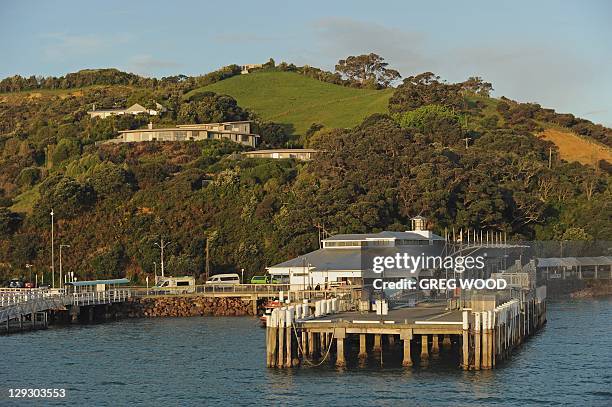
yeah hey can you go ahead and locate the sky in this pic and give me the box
[1,0,611,125]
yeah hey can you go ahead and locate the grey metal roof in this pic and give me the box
[323,230,445,241]
[269,245,446,273]
[66,278,130,287]
[537,256,612,267]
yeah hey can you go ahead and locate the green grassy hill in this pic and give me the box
[186,72,394,134]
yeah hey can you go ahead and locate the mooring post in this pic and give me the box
[277,308,286,368]
[266,308,277,367]
[401,329,413,367]
[358,333,367,360]
[462,310,469,370]
[474,312,481,370]
[482,311,489,369]
[420,335,429,360]
[285,307,293,368]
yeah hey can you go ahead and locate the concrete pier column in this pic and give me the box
[31,312,36,330]
[401,329,413,366]
[388,334,395,347]
[358,334,368,360]
[335,337,345,367]
[335,328,346,367]
[308,331,315,357]
[301,330,307,357]
[431,334,439,355]
[266,309,278,367]
[373,334,382,352]
[443,334,452,348]
[420,335,429,359]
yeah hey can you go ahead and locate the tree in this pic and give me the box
[389,72,465,113]
[0,208,22,236]
[335,53,401,88]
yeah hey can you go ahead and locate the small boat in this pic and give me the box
[259,300,282,327]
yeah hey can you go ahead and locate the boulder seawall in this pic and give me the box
[123,296,256,318]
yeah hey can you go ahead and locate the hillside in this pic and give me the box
[538,128,612,167]
[186,72,393,134]
[0,67,610,285]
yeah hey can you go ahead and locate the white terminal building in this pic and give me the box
[267,217,515,291]
[268,217,460,290]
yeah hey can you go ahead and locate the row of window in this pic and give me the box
[324,239,431,248]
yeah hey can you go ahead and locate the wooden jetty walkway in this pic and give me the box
[265,287,547,370]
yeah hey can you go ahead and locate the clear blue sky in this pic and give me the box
[2,0,611,125]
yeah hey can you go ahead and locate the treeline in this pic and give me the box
[0,65,243,94]
[390,72,611,147]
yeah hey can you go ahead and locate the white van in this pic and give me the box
[154,276,196,293]
[205,273,240,285]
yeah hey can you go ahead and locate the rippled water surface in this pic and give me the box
[2,299,611,406]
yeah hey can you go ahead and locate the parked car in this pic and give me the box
[205,273,240,285]
[24,282,35,289]
[250,275,280,284]
[8,279,24,288]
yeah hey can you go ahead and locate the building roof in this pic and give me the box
[118,127,259,137]
[87,108,125,113]
[537,256,612,268]
[268,244,448,278]
[323,230,445,242]
[270,248,363,271]
[176,121,253,128]
[66,278,130,287]
[124,103,147,112]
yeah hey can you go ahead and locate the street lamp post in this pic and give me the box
[50,209,55,288]
[25,264,33,286]
[241,268,244,284]
[59,244,70,289]
[154,238,171,278]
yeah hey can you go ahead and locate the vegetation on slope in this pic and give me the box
[0,63,610,285]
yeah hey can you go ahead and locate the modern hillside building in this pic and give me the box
[242,148,319,161]
[104,121,259,147]
[88,103,166,119]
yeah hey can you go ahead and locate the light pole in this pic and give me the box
[50,209,55,288]
[25,264,33,285]
[154,238,171,278]
[59,244,70,289]
[241,268,244,284]
[153,262,157,282]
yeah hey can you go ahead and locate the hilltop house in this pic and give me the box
[105,120,259,147]
[241,64,263,74]
[88,103,166,119]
